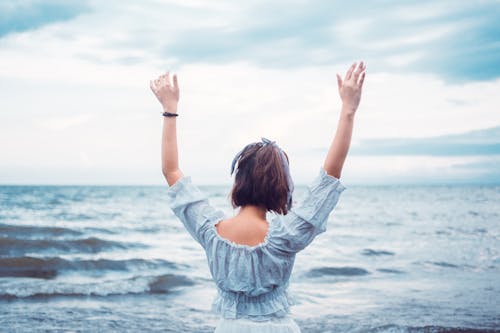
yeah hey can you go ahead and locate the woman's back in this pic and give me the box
[166,166,346,321]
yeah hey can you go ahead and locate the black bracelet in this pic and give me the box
[162,111,179,117]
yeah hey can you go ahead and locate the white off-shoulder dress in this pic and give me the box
[166,167,346,332]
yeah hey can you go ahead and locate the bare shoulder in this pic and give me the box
[215,217,269,246]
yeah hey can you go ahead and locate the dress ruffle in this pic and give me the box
[290,167,346,233]
[211,285,297,322]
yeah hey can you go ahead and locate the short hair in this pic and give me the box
[230,142,292,215]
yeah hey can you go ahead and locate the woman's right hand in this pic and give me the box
[150,71,180,113]
[336,61,366,116]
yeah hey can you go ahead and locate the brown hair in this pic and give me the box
[230,142,292,215]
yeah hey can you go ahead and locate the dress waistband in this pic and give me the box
[212,285,297,321]
[217,285,287,303]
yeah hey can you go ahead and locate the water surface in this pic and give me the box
[0,184,498,332]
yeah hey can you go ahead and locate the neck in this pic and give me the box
[237,205,267,220]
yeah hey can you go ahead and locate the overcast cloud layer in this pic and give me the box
[1,0,499,185]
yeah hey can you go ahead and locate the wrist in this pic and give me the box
[341,103,357,118]
[163,114,177,121]
[162,105,178,113]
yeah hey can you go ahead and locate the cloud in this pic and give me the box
[1,59,499,184]
[350,126,500,156]
[341,155,500,185]
[1,1,498,82]
[159,0,500,81]
[1,1,499,185]
[451,158,500,184]
[0,0,90,37]
[38,114,92,131]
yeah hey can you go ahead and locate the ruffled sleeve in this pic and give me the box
[268,166,346,254]
[166,176,224,248]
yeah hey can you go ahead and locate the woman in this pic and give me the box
[150,61,366,332]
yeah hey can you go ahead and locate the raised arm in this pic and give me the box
[150,71,184,186]
[323,61,366,179]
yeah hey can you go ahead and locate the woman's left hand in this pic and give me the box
[150,71,179,112]
[336,62,365,116]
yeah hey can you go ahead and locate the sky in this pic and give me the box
[0,0,499,185]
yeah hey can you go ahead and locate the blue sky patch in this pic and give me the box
[0,0,90,38]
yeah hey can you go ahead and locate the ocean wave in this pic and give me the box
[0,223,117,238]
[376,268,405,274]
[0,236,143,256]
[0,256,178,279]
[51,212,95,221]
[361,248,395,256]
[0,273,195,299]
[429,261,459,268]
[0,223,83,238]
[354,324,499,333]
[306,266,371,278]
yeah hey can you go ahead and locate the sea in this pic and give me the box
[0,183,499,332]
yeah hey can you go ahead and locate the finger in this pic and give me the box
[345,62,356,81]
[173,74,179,89]
[336,73,342,92]
[353,61,364,81]
[358,71,366,88]
[150,80,159,93]
[157,73,166,87]
[165,71,171,86]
